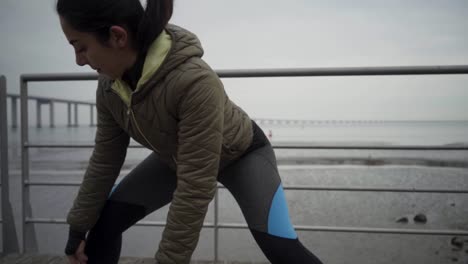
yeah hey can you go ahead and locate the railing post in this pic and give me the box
[20,76,30,253]
[11,96,18,129]
[1,76,14,254]
[90,105,94,127]
[214,187,219,263]
[67,102,72,127]
[74,103,78,127]
[49,101,55,128]
[36,101,41,128]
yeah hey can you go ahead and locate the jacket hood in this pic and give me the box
[160,24,205,76]
[109,24,205,105]
[133,24,205,103]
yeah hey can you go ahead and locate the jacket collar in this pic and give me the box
[109,30,172,107]
[104,25,204,106]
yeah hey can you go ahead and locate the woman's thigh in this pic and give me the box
[85,152,177,261]
[89,152,177,237]
[109,152,177,215]
[218,144,296,239]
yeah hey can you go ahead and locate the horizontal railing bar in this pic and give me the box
[24,181,468,193]
[216,223,468,236]
[7,94,94,106]
[25,218,176,228]
[26,218,67,224]
[21,73,98,82]
[24,143,468,150]
[273,146,468,150]
[217,65,468,78]
[25,144,142,148]
[262,186,468,193]
[25,218,468,236]
[20,65,468,82]
[25,181,82,186]
[25,218,210,227]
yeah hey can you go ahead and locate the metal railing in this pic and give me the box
[1,75,15,254]
[19,65,468,261]
[0,76,6,251]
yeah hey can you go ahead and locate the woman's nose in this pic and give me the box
[75,53,88,67]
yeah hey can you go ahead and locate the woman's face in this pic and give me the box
[59,16,134,79]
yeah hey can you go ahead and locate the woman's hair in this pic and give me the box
[57,0,173,52]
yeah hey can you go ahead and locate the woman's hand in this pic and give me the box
[66,240,88,264]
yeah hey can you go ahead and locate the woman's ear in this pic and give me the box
[108,25,129,48]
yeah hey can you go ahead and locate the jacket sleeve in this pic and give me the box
[66,78,130,233]
[156,77,224,264]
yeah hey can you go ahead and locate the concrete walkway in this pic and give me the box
[0,254,268,264]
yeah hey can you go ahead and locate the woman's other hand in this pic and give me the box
[66,240,88,264]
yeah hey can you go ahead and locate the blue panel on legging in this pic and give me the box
[109,183,119,198]
[267,185,297,239]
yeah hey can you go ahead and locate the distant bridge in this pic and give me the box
[253,119,388,126]
[7,94,95,128]
[5,94,455,128]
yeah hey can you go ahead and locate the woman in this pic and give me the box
[57,0,324,263]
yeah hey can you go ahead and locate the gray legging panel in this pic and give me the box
[88,143,323,263]
[109,143,283,235]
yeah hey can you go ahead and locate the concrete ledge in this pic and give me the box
[0,254,269,264]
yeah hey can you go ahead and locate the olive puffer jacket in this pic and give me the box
[66,24,253,263]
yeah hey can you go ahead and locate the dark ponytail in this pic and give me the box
[137,0,173,53]
[57,0,173,53]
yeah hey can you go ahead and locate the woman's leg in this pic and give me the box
[84,152,177,264]
[219,144,323,264]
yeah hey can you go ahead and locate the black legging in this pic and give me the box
[84,143,323,264]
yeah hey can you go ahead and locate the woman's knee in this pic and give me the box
[89,200,146,238]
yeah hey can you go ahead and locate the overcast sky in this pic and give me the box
[1,0,468,122]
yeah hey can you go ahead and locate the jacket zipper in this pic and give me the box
[130,108,178,165]
[110,88,177,164]
[128,107,161,154]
